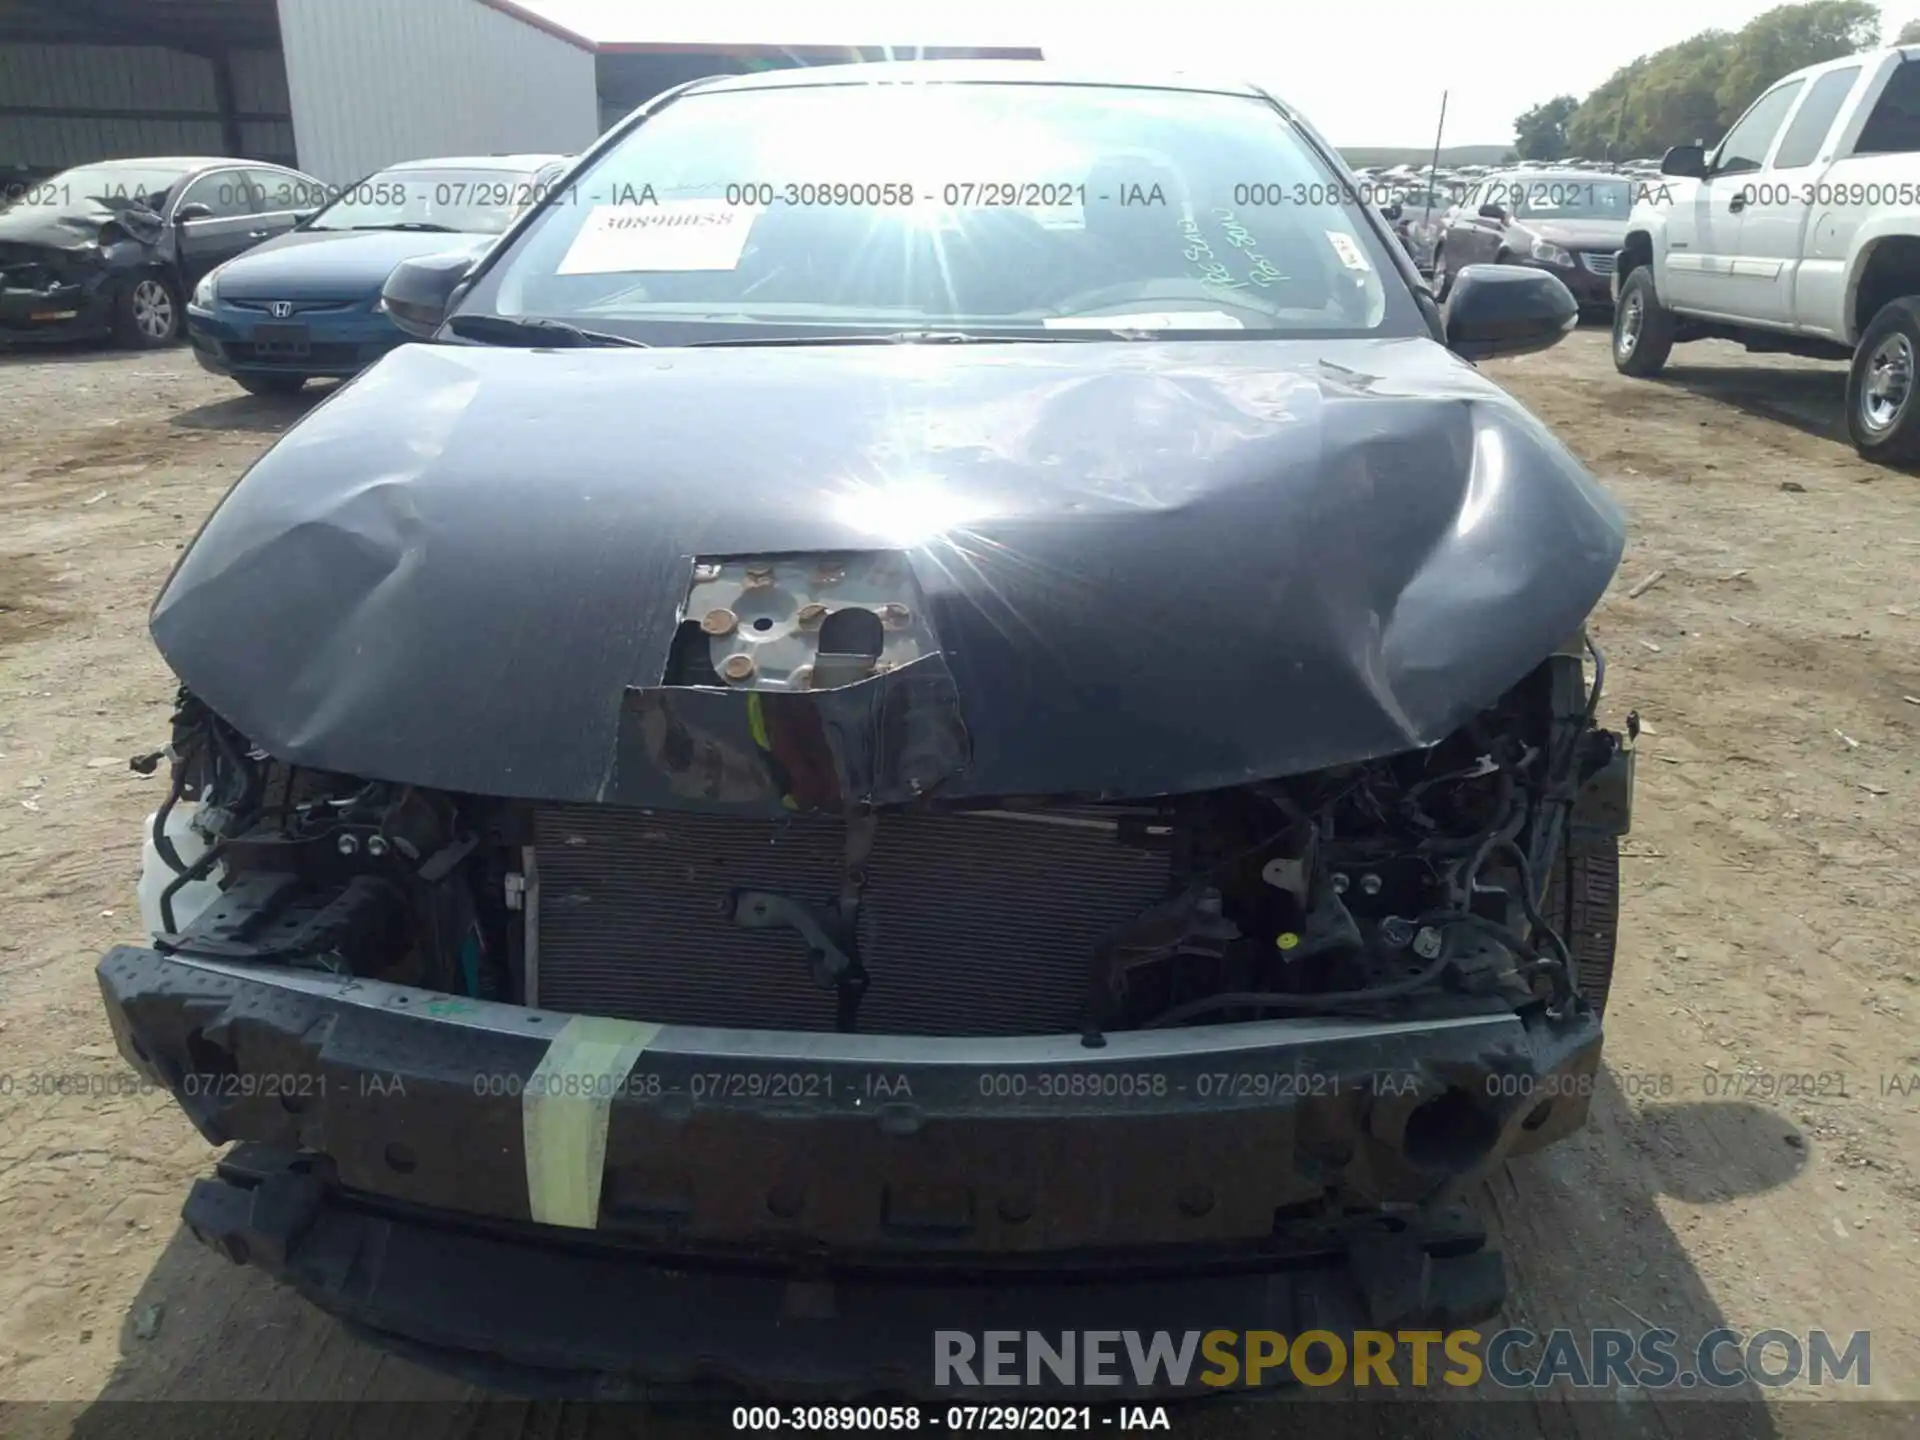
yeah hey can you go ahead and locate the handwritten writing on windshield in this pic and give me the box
[1184,208,1285,295]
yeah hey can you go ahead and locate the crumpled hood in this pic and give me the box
[0,194,164,252]
[151,336,1626,805]
[214,228,492,301]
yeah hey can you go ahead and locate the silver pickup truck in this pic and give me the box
[1613,44,1920,461]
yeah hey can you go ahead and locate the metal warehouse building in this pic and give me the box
[0,0,1041,186]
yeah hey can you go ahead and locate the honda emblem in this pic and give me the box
[270,301,293,319]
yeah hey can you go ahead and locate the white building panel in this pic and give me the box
[276,0,599,184]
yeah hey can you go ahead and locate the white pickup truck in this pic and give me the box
[1612,44,1920,460]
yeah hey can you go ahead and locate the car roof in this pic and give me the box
[679,59,1269,100]
[75,156,255,172]
[381,153,569,172]
[1779,43,1913,87]
[1489,168,1634,180]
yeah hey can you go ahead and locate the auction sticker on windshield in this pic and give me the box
[1325,230,1371,272]
[558,200,759,275]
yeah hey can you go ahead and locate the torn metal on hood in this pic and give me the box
[609,551,969,812]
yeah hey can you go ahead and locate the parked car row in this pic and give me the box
[0,149,569,395]
[1356,153,1665,220]
[186,153,569,394]
[0,156,318,349]
[1359,42,1920,452]
[1358,168,1637,314]
[9,132,1694,406]
[10,137,1642,406]
[1426,170,1637,314]
[1364,153,1664,314]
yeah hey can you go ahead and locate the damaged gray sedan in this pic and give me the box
[0,156,321,348]
[99,62,1634,1400]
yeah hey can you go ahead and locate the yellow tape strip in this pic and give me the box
[522,1014,660,1228]
[748,690,770,751]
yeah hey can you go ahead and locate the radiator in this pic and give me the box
[528,805,1173,1035]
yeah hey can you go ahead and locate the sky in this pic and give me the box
[521,0,1915,147]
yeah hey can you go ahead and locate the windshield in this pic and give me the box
[461,81,1418,342]
[1493,178,1635,221]
[306,167,552,234]
[28,164,191,212]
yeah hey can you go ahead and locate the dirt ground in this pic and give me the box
[0,328,1917,1438]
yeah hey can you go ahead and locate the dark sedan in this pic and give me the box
[186,153,570,395]
[0,156,322,348]
[1431,170,1638,313]
[102,62,1632,1402]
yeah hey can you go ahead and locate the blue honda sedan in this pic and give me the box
[186,153,569,395]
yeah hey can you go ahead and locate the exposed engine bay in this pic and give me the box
[137,647,1632,1041]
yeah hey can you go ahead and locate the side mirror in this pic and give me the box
[174,202,214,223]
[1380,201,1403,221]
[1444,264,1577,361]
[1659,144,1708,179]
[1477,202,1506,221]
[291,207,318,225]
[379,251,478,339]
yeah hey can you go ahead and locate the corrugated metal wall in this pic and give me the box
[277,0,599,184]
[0,44,294,171]
[233,50,297,160]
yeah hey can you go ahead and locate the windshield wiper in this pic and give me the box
[686,329,1113,348]
[444,314,651,349]
[352,221,460,233]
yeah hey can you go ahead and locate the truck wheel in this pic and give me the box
[1612,268,1673,377]
[1543,834,1620,1016]
[112,275,181,349]
[1847,297,1920,462]
[1431,247,1452,300]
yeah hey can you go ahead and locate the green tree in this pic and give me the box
[1632,32,1736,152]
[1715,1,1879,117]
[1553,0,1880,160]
[1895,17,1920,42]
[1514,95,1579,159]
